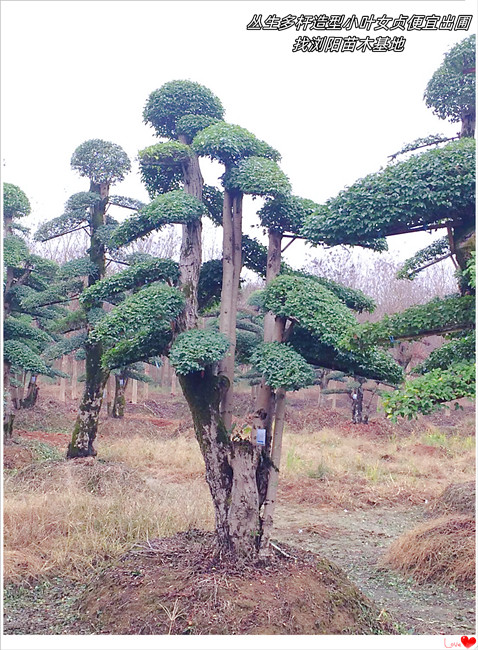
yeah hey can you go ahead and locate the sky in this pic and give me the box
[1,0,476,276]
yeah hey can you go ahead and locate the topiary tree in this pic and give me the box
[424,35,475,138]
[3,183,77,437]
[300,38,475,419]
[34,139,133,457]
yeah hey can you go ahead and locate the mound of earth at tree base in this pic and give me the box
[76,530,397,635]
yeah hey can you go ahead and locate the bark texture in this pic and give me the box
[67,181,110,458]
[111,374,128,418]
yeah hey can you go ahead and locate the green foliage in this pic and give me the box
[92,283,184,344]
[80,258,180,307]
[247,290,266,310]
[44,332,88,360]
[138,142,191,197]
[139,142,191,167]
[250,342,315,391]
[198,259,223,311]
[302,139,475,247]
[202,184,224,226]
[70,139,131,185]
[176,114,220,140]
[143,80,224,140]
[3,183,31,220]
[34,211,88,242]
[193,122,280,166]
[382,362,475,420]
[424,35,475,124]
[3,340,51,375]
[223,156,291,197]
[258,195,319,235]
[396,236,450,280]
[463,251,476,289]
[263,275,355,346]
[390,134,456,160]
[289,327,403,385]
[3,317,53,345]
[242,235,270,277]
[307,275,376,313]
[53,308,87,334]
[236,329,261,364]
[301,205,388,251]
[3,235,30,268]
[350,295,475,347]
[108,195,145,211]
[20,278,85,310]
[415,332,475,373]
[111,190,205,247]
[66,191,102,212]
[169,329,230,375]
[57,257,99,281]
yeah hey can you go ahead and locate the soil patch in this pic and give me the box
[274,504,476,635]
[73,530,396,635]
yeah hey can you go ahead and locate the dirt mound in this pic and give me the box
[381,514,475,587]
[76,530,397,635]
[428,481,476,516]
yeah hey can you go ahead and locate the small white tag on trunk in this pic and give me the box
[256,428,266,446]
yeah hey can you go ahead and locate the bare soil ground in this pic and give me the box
[3,386,476,636]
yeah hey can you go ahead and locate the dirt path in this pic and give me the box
[274,503,475,635]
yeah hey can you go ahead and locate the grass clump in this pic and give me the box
[381,515,475,588]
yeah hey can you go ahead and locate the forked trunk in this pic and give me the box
[179,369,264,558]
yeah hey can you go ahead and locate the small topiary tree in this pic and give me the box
[34,139,133,457]
[424,35,475,138]
[3,183,77,437]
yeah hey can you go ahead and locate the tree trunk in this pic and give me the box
[111,374,128,418]
[179,369,233,551]
[20,374,39,409]
[460,111,475,138]
[219,191,243,429]
[179,369,264,558]
[3,361,15,440]
[67,181,109,458]
[260,386,287,554]
[178,137,203,331]
[351,383,364,424]
[67,340,109,457]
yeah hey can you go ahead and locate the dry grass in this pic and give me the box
[4,393,475,585]
[278,424,475,509]
[3,451,213,584]
[381,515,476,587]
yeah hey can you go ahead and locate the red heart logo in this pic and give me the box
[461,637,477,649]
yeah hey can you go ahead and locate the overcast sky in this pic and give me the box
[1,0,476,274]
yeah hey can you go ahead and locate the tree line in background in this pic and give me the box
[3,35,475,559]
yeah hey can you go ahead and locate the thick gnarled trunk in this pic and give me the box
[179,369,264,557]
